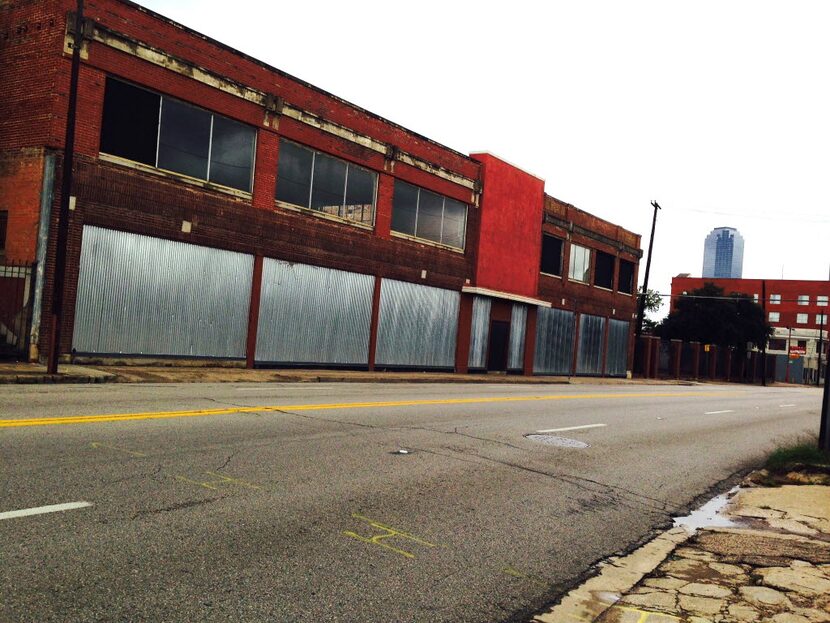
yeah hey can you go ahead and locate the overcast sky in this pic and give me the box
[139,0,830,317]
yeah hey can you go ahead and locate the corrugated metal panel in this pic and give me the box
[605,319,630,377]
[576,314,606,375]
[533,307,575,375]
[507,303,527,371]
[375,279,459,368]
[72,226,252,357]
[467,296,491,369]
[255,259,373,364]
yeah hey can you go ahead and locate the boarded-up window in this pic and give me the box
[276,139,376,226]
[594,251,614,289]
[99,77,256,192]
[540,235,563,276]
[391,180,467,250]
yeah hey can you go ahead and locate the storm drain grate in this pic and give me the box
[524,434,589,448]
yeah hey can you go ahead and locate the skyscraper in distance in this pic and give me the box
[702,227,744,278]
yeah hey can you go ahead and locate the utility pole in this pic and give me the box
[635,200,661,339]
[820,349,829,452]
[47,0,84,375]
[761,280,767,387]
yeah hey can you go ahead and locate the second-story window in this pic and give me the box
[568,244,591,283]
[540,235,563,276]
[594,251,614,289]
[618,259,635,294]
[391,180,467,250]
[100,78,256,193]
[769,294,781,305]
[275,139,376,226]
[797,295,810,306]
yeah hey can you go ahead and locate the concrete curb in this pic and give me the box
[0,374,116,384]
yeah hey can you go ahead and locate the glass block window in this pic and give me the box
[769,294,781,305]
[769,311,780,322]
[797,295,810,306]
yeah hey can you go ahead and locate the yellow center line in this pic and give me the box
[0,390,742,429]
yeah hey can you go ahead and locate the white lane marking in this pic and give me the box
[704,410,735,415]
[0,501,92,521]
[234,386,332,391]
[780,404,796,407]
[535,423,607,434]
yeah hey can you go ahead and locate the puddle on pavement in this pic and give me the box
[673,486,744,533]
[525,434,589,448]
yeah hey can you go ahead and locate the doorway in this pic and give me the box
[487,320,510,372]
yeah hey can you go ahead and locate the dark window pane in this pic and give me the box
[157,98,211,180]
[618,259,635,294]
[540,235,563,275]
[344,164,375,225]
[391,180,417,236]
[0,210,7,252]
[100,78,160,166]
[276,140,313,207]
[595,251,614,289]
[416,189,443,243]
[441,198,466,249]
[310,152,346,216]
[768,338,786,350]
[209,116,255,192]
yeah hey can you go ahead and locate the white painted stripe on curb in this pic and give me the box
[704,410,734,415]
[780,404,796,408]
[535,423,607,434]
[0,502,92,521]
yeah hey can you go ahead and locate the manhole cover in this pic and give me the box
[525,434,589,448]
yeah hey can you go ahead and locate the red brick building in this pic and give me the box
[0,0,642,375]
[671,276,830,377]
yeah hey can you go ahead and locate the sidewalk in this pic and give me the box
[0,361,704,385]
[0,362,116,384]
[536,473,830,623]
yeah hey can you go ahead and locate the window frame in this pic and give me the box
[540,234,564,277]
[389,179,468,252]
[568,243,591,284]
[593,250,615,290]
[796,313,808,324]
[768,311,780,322]
[817,295,828,307]
[275,139,378,229]
[818,313,828,325]
[617,259,635,295]
[769,294,781,305]
[99,77,257,195]
[797,295,810,306]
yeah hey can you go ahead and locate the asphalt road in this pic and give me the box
[0,381,822,622]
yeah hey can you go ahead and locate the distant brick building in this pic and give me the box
[1,0,642,375]
[671,276,829,379]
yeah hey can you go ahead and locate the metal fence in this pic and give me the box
[0,261,35,360]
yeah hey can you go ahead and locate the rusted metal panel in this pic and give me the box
[534,307,575,375]
[72,226,252,357]
[375,279,459,368]
[255,259,374,365]
[576,314,606,375]
[606,319,630,377]
[508,303,527,371]
[467,295,491,369]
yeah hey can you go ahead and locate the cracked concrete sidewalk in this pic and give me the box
[535,482,830,623]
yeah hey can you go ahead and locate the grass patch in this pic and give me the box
[766,440,830,472]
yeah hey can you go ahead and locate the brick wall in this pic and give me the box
[0,148,45,262]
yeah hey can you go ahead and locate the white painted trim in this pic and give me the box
[461,286,552,308]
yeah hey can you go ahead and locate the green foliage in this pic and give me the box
[655,283,772,349]
[642,288,663,314]
[766,440,830,471]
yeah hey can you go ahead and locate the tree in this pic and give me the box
[655,283,772,350]
[641,288,663,332]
